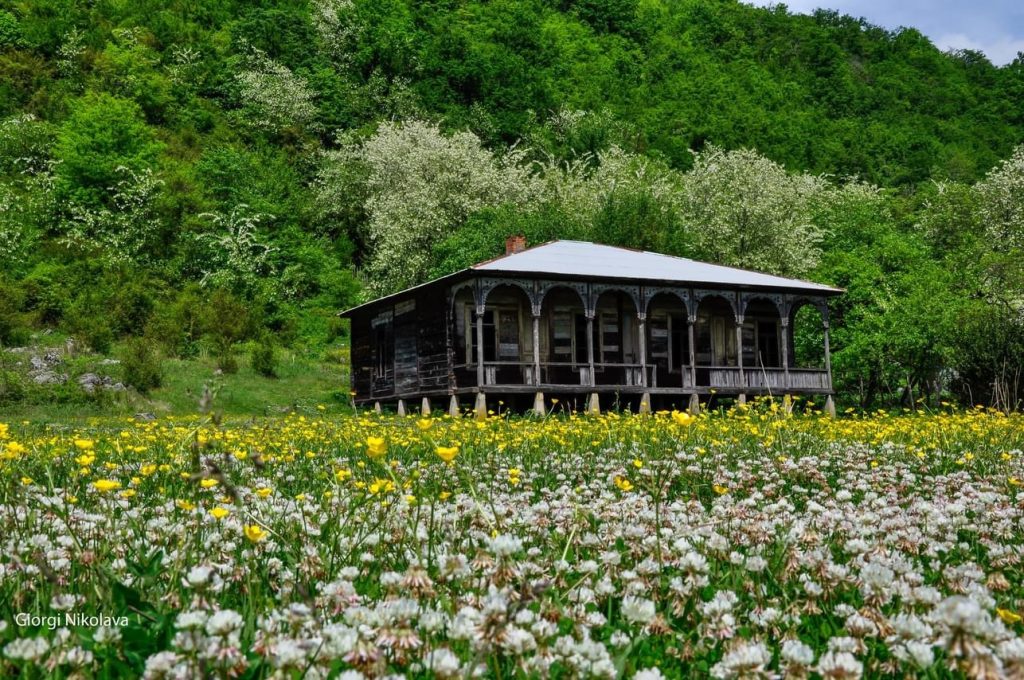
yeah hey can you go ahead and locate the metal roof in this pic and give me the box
[340,240,841,316]
[475,241,842,293]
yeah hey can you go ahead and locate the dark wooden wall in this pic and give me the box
[416,291,450,393]
[349,282,454,402]
[350,310,372,400]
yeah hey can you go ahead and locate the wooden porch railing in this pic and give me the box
[460,362,830,391]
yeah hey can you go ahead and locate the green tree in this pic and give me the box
[54,93,163,207]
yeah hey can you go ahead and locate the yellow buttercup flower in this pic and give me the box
[366,436,387,459]
[3,441,27,457]
[435,445,459,463]
[210,506,230,520]
[176,499,196,511]
[997,608,1022,624]
[671,411,694,426]
[256,487,273,498]
[244,524,267,542]
[93,479,121,492]
[200,478,219,489]
[614,475,633,492]
[74,439,95,451]
[713,484,729,495]
[416,418,433,431]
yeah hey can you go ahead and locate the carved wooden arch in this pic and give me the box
[536,279,589,316]
[590,283,641,318]
[642,286,692,319]
[740,292,786,320]
[449,280,478,314]
[786,295,830,328]
[692,288,738,322]
[478,277,537,312]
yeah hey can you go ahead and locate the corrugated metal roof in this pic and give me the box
[475,241,841,293]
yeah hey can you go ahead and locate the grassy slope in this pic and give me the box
[1,348,351,422]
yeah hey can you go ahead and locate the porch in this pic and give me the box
[449,277,834,397]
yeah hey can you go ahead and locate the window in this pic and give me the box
[670,315,689,371]
[497,309,520,359]
[466,305,521,364]
[599,312,621,363]
[550,309,573,361]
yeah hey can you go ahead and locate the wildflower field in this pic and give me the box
[1,404,1023,679]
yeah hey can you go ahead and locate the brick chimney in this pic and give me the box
[505,234,527,255]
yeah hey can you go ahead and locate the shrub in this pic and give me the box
[250,335,277,378]
[0,279,30,346]
[121,337,163,393]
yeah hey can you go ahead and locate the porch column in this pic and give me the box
[688,315,697,388]
[823,318,833,389]
[638,312,647,388]
[735,314,745,389]
[475,304,485,388]
[780,318,790,390]
[532,308,541,386]
[586,312,596,387]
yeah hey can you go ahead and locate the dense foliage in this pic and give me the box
[2,406,1024,676]
[0,0,1022,406]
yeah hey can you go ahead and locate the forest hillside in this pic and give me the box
[1,0,1023,409]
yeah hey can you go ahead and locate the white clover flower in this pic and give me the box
[422,647,461,677]
[93,625,122,645]
[781,638,815,666]
[711,640,771,679]
[488,534,523,557]
[4,636,49,661]
[174,611,208,630]
[205,609,243,636]
[633,668,666,680]
[185,565,214,587]
[621,595,656,625]
[50,593,80,611]
[142,650,181,679]
[816,650,863,679]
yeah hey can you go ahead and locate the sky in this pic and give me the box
[745,1,1024,66]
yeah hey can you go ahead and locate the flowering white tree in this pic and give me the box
[975,144,1024,251]
[679,145,827,277]
[319,120,540,293]
[311,0,360,65]
[197,205,277,293]
[235,51,318,134]
[61,167,164,265]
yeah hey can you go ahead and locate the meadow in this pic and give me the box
[1,402,1023,678]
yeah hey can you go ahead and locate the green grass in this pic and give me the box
[0,347,352,421]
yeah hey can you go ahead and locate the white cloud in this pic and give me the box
[743,1,1024,66]
[934,33,1024,65]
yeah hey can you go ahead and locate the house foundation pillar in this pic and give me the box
[639,392,651,414]
[397,399,406,417]
[738,393,746,406]
[474,392,487,420]
[688,393,700,415]
[825,394,836,417]
[532,391,545,416]
[421,397,431,415]
[587,393,600,415]
[448,395,460,418]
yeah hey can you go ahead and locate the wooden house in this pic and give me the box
[340,239,842,415]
